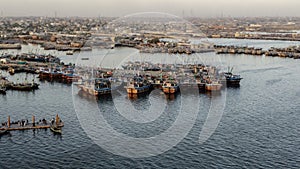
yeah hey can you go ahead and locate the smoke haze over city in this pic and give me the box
[1,0,300,17]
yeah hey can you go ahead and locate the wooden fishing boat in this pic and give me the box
[125,77,151,94]
[66,51,74,55]
[162,80,179,94]
[38,68,51,78]
[79,78,113,96]
[95,78,112,95]
[11,82,39,91]
[62,68,81,82]
[205,81,222,91]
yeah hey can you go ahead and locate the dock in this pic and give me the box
[0,115,64,131]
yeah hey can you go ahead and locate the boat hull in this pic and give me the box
[205,84,222,91]
[162,86,179,94]
[126,86,150,94]
[11,83,39,91]
[226,79,242,86]
[50,126,62,134]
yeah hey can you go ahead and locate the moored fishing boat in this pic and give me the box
[205,81,222,91]
[66,51,74,55]
[11,82,39,91]
[62,68,81,82]
[153,77,164,89]
[38,68,51,78]
[77,78,112,96]
[49,68,63,79]
[125,76,151,94]
[162,79,179,94]
[95,78,112,95]
[77,79,99,96]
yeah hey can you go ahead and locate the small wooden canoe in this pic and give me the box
[50,125,62,134]
[0,130,10,136]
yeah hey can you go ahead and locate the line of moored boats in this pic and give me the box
[215,45,300,59]
[1,59,243,97]
[74,62,243,97]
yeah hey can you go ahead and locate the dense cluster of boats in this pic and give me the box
[215,45,300,59]
[75,62,243,97]
[1,59,243,97]
[38,67,81,83]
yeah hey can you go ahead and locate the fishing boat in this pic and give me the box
[38,68,51,78]
[66,51,74,55]
[62,68,81,82]
[11,82,39,91]
[153,77,164,89]
[224,73,243,86]
[223,67,243,86]
[0,43,21,50]
[95,78,111,95]
[125,76,151,94]
[49,68,63,79]
[205,81,222,91]
[77,79,99,96]
[162,80,179,94]
[77,78,112,96]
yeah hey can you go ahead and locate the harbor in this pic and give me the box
[73,61,242,97]
[0,13,299,168]
[1,47,243,96]
[1,39,299,168]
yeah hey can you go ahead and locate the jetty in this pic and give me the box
[0,115,64,131]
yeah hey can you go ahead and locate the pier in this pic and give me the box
[0,115,64,131]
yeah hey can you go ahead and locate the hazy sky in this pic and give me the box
[1,0,300,17]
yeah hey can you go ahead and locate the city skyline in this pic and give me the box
[1,0,300,18]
